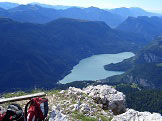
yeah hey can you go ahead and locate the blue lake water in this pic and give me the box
[60,52,134,84]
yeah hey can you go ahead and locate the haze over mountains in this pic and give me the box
[0,2,19,9]
[0,2,72,10]
[117,16,162,40]
[29,2,74,10]
[108,7,161,19]
[0,4,124,27]
[0,2,161,28]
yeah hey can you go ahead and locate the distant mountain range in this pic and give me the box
[0,2,19,9]
[0,4,124,27]
[108,7,161,19]
[29,2,74,10]
[0,2,161,27]
[104,36,162,89]
[117,16,162,41]
[0,2,73,10]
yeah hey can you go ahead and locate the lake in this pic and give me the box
[60,52,134,84]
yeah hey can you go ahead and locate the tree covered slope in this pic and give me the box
[0,18,146,92]
[104,36,162,89]
[117,16,162,41]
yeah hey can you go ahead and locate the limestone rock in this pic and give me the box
[59,90,65,94]
[80,103,90,114]
[48,85,162,121]
[49,106,69,121]
[83,85,126,115]
[68,87,83,95]
[112,109,162,121]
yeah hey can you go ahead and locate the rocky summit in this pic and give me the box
[0,85,162,121]
[47,85,162,121]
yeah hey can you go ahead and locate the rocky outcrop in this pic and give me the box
[143,53,162,63]
[48,85,162,121]
[66,85,126,115]
[83,85,126,115]
[49,106,69,121]
[2,85,161,121]
[112,109,162,121]
[49,85,126,121]
[126,75,151,87]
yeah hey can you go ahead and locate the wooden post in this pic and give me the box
[0,92,46,104]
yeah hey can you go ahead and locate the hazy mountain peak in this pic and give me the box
[0,7,6,11]
[9,4,42,11]
[109,7,160,18]
[66,7,82,10]
[29,2,72,10]
[117,15,162,41]
[130,7,145,10]
[0,2,19,9]
[87,6,100,10]
[85,6,105,12]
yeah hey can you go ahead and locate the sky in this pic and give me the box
[1,0,162,13]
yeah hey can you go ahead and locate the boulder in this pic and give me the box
[83,85,126,115]
[67,87,83,96]
[112,109,162,121]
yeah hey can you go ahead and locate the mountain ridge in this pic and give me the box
[104,36,162,89]
[0,4,124,27]
[109,7,161,19]
[0,2,19,9]
[117,16,162,41]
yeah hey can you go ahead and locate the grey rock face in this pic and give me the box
[66,85,126,115]
[143,53,162,63]
[83,85,126,115]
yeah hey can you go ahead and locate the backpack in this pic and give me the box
[25,97,48,121]
[1,104,24,121]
